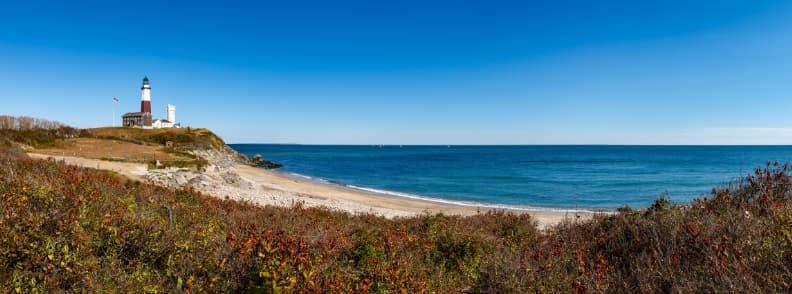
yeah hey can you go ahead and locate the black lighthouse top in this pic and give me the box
[142,76,150,89]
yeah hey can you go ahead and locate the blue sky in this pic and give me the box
[1,0,792,144]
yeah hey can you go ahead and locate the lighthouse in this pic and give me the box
[140,76,152,113]
[122,76,154,127]
[122,77,179,128]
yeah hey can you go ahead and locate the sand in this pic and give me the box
[27,152,593,228]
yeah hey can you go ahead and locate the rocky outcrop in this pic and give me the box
[144,144,257,201]
[190,146,247,168]
[250,154,283,169]
[146,164,254,194]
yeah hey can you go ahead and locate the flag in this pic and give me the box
[113,97,119,103]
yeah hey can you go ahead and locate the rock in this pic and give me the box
[189,175,209,186]
[249,154,283,169]
[221,171,242,185]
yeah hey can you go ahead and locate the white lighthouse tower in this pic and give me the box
[123,76,153,127]
[166,104,175,123]
[140,76,152,113]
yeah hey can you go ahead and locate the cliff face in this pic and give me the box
[187,137,281,170]
[190,144,249,168]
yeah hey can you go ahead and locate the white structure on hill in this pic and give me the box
[153,104,179,128]
[167,104,175,123]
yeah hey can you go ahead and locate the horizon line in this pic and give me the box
[227,143,792,147]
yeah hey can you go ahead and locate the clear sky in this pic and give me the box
[1,0,792,144]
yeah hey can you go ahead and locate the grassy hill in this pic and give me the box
[1,125,236,170]
[0,120,227,153]
[0,116,257,170]
[86,127,227,150]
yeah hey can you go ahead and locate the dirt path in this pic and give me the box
[27,153,149,181]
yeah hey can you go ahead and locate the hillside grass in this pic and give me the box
[1,148,791,292]
[0,127,85,149]
[32,138,191,163]
[0,124,226,170]
[86,127,227,150]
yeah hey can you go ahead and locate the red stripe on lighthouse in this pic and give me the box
[141,101,151,113]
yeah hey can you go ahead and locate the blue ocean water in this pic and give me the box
[229,145,792,210]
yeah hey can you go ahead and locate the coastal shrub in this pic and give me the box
[1,149,791,292]
[555,162,792,293]
[0,127,83,149]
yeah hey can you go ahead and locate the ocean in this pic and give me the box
[229,145,792,210]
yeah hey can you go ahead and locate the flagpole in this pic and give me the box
[112,97,118,127]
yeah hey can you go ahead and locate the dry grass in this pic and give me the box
[87,127,226,149]
[12,124,224,169]
[34,138,188,163]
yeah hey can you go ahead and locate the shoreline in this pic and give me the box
[233,165,596,227]
[27,152,596,228]
[275,169,603,214]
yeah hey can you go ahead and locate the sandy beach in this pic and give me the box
[27,152,592,227]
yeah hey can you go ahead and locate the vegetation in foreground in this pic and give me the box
[0,117,790,292]
[1,149,791,292]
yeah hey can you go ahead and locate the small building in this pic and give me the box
[152,119,175,128]
[122,112,153,127]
